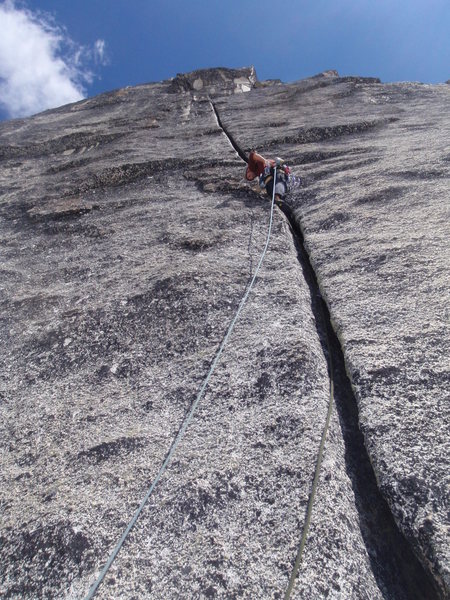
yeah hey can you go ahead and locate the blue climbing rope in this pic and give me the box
[85,169,278,599]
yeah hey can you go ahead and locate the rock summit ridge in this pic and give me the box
[168,65,258,96]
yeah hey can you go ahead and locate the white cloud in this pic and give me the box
[0,1,102,118]
[94,39,108,66]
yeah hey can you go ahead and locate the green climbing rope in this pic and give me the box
[284,299,335,599]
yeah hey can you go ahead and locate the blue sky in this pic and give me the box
[0,0,449,120]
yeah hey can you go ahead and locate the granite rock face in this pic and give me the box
[0,67,448,599]
[168,66,257,96]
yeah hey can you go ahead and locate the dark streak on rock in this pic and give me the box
[0,523,93,599]
[355,185,408,205]
[264,118,399,148]
[77,437,146,464]
[0,132,125,160]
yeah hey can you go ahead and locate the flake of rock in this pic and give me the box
[218,72,450,597]
[27,197,97,219]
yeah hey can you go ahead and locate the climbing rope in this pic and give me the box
[284,298,335,599]
[84,169,278,599]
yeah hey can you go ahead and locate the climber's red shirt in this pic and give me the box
[246,151,269,180]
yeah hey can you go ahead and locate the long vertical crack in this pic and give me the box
[210,99,441,599]
[209,98,249,163]
[280,204,440,599]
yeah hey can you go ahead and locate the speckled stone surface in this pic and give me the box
[0,67,448,599]
[218,72,450,596]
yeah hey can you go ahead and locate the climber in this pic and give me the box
[245,149,291,206]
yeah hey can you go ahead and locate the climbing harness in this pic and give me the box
[84,169,279,599]
[284,298,335,599]
[259,160,291,201]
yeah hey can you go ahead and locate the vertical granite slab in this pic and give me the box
[218,74,450,595]
[0,68,448,598]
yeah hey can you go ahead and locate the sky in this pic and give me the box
[0,0,449,120]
